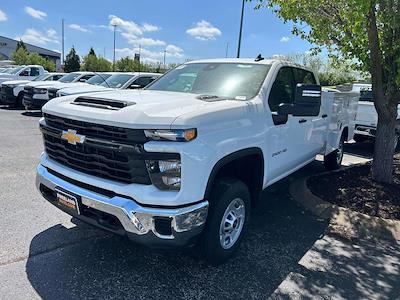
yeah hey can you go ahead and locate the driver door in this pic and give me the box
[267,67,311,181]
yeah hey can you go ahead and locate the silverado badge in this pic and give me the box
[61,129,85,145]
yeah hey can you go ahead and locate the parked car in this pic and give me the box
[36,58,358,265]
[0,65,47,84]
[23,72,95,110]
[354,85,400,147]
[0,73,64,107]
[57,72,161,97]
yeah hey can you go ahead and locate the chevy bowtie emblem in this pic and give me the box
[61,129,85,145]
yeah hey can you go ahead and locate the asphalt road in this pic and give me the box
[0,106,380,299]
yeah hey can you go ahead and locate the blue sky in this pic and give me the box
[0,0,313,64]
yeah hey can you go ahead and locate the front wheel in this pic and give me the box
[199,178,251,266]
[324,135,345,170]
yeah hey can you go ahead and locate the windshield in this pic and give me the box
[9,66,25,74]
[100,74,134,88]
[33,74,49,81]
[58,73,80,83]
[87,74,112,85]
[360,90,373,102]
[146,63,271,100]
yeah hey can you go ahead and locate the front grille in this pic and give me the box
[23,86,34,101]
[2,86,14,98]
[48,88,58,100]
[41,114,152,184]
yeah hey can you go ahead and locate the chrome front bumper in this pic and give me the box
[36,164,209,247]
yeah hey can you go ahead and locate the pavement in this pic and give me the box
[0,106,398,300]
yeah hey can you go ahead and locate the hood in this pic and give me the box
[42,89,238,129]
[1,80,30,86]
[49,82,88,90]
[58,84,110,96]
[25,81,60,88]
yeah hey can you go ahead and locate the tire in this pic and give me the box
[354,135,368,143]
[199,178,251,266]
[15,93,23,108]
[324,134,345,170]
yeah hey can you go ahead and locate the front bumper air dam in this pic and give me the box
[36,164,209,248]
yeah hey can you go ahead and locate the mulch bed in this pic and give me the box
[308,154,400,221]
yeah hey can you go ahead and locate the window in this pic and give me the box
[30,68,40,77]
[132,76,154,88]
[268,67,296,112]
[79,74,94,82]
[293,68,316,85]
[53,75,63,81]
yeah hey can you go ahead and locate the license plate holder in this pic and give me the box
[55,188,81,214]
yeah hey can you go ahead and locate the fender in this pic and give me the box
[204,147,264,200]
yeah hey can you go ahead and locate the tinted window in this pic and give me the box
[30,68,40,77]
[147,63,271,100]
[268,67,295,112]
[86,74,111,85]
[132,76,154,88]
[33,74,48,81]
[293,68,316,85]
[79,74,94,82]
[100,74,134,88]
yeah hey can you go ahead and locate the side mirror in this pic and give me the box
[129,84,142,89]
[278,84,321,116]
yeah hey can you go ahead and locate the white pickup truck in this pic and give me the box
[36,58,357,264]
[0,65,46,84]
[0,73,64,107]
[354,86,400,147]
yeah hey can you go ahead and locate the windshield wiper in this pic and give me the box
[196,94,234,101]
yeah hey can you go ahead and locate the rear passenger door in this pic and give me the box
[293,68,325,156]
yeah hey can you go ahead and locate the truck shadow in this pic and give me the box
[25,163,328,299]
[344,140,400,158]
[21,111,42,118]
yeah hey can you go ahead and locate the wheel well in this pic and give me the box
[205,148,264,205]
[342,126,349,141]
[17,91,24,98]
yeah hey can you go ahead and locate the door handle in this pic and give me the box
[299,119,307,123]
[322,114,328,118]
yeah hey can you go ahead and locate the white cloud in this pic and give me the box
[186,20,221,41]
[124,35,166,47]
[24,6,47,20]
[280,36,290,43]
[15,28,59,46]
[116,44,184,62]
[166,44,183,57]
[0,9,7,22]
[142,23,160,32]
[108,15,143,35]
[69,24,89,33]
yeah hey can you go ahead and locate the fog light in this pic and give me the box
[146,159,181,190]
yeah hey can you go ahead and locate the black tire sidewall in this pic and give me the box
[200,178,251,265]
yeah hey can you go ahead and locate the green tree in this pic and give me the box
[27,53,56,72]
[64,47,81,72]
[115,56,140,72]
[81,48,112,72]
[88,47,96,56]
[16,40,27,52]
[255,0,400,183]
[11,47,29,65]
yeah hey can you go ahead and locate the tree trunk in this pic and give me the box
[367,4,397,183]
[371,116,396,183]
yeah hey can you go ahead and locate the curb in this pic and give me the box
[290,175,400,242]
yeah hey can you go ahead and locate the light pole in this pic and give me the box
[225,42,229,58]
[61,19,65,66]
[237,0,245,58]
[163,49,166,70]
[112,24,117,71]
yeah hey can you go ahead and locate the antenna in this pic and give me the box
[255,54,264,62]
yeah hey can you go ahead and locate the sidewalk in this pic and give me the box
[270,230,400,299]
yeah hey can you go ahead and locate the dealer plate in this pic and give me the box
[55,188,80,214]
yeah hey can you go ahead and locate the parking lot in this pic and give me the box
[0,106,391,299]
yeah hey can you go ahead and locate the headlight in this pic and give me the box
[144,129,197,142]
[146,159,181,190]
[33,88,47,94]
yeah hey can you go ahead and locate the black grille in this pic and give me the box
[48,88,58,100]
[23,86,34,101]
[42,114,152,184]
[2,86,14,98]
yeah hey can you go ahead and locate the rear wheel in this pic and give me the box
[199,178,250,266]
[324,134,345,170]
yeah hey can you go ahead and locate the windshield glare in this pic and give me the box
[10,66,25,74]
[101,74,134,88]
[33,74,49,81]
[58,73,80,83]
[87,74,112,85]
[146,63,271,100]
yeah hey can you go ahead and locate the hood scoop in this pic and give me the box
[72,96,135,110]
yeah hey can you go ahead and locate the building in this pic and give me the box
[0,35,61,70]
